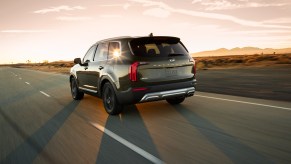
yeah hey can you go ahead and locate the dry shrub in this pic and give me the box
[254,55,278,62]
[58,63,65,67]
[196,61,206,69]
[229,59,243,63]
[215,59,225,64]
[246,58,256,64]
[276,57,291,64]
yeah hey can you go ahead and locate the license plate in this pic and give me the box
[165,68,178,76]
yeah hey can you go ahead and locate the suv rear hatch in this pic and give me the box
[129,36,195,86]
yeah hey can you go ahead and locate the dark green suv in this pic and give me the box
[70,35,196,115]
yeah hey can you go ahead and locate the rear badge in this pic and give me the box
[169,58,175,62]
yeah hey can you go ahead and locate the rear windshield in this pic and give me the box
[130,37,188,57]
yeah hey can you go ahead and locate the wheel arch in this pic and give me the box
[99,76,118,97]
[70,74,82,90]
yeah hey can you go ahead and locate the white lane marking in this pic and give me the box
[91,122,164,164]
[25,82,30,85]
[195,95,291,111]
[40,91,51,97]
[19,77,22,80]
[15,75,18,77]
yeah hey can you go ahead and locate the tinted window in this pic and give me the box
[94,43,108,61]
[130,37,188,57]
[108,42,121,59]
[83,45,96,63]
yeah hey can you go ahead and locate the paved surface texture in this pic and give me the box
[197,66,291,101]
[1,67,291,164]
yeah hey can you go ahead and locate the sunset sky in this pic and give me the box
[1,0,291,64]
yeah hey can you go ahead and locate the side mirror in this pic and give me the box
[74,58,88,66]
[74,58,81,64]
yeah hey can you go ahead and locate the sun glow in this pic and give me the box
[113,49,121,57]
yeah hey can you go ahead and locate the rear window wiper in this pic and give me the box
[168,53,184,56]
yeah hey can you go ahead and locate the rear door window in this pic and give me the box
[130,37,188,57]
[108,42,121,59]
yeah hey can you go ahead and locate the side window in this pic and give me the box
[83,45,96,63]
[94,43,108,61]
[108,42,121,58]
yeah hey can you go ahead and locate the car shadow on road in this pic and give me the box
[173,104,273,164]
[0,101,80,164]
[95,105,161,164]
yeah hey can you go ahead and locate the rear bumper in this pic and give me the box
[139,87,195,103]
[116,79,196,104]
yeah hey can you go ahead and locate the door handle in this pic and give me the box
[99,66,104,70]
[84,67,88,70]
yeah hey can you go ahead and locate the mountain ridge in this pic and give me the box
[191,47,291,57]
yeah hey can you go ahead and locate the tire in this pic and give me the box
[166,97,185,105]
[70,77,84,100]
[102,82,123,115]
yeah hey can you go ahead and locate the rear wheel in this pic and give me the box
[166,97,185,105]
[70,77,84,100]
[102,82,123,115]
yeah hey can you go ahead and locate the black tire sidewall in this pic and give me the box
[102,83,122,115]
[70,77,84,100]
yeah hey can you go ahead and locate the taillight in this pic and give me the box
[129,62,139,82]
[193,60,196,76]
[189,58,196,76]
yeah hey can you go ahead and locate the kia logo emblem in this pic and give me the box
[169,58,175,62]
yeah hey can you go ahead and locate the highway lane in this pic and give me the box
[197,66,291,102]
[1,67,291,164]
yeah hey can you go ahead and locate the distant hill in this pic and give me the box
[192,47,291,57]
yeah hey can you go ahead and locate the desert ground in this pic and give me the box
[195,53,291,70]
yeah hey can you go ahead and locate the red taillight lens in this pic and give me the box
[193,61,196,76]
[189,58,196,76]
[129,62,139,82]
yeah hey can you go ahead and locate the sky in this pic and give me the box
[1,0,291,64]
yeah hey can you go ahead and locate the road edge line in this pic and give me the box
[195,95,291,111]
[40,91,51,97]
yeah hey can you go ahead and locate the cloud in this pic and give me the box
[99,15,122,18]
[263,18,291,24]
[224,29,291,36]
[191,0,289,11]
[99,3,131,10]
[129,0,291,29]
[192,0,202,4]
[1,30,50,33]
[56,16,92,21]
[34,5,86,14]
[143,8,170,18]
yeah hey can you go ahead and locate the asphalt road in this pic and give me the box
[1,67,291,164]
[197,66,291,102]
